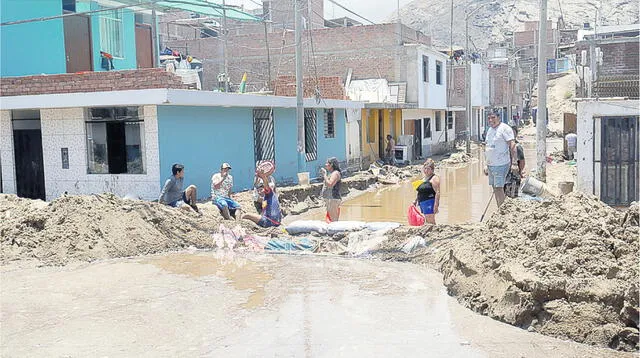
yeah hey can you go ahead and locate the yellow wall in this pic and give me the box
[360,109,403,163]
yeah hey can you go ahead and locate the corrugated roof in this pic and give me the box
[115,0,261,21]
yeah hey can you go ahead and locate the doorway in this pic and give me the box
[600,116,639,206]
[414,119,422,159]
[12,110,45,200]
[135,23,153,68]
[64,13,92,73]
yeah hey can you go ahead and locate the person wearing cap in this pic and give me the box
[243,171,282,228]
[211,163,241,220]
[158,163,200,214]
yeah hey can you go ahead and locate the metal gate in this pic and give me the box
[253,108,275,162]
[304,109,317,161]
[599,116,639,206]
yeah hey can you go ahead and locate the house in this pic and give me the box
[575,99,639,206]
[0,74,361,201]
[450,62,490,141]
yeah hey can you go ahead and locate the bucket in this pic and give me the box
[558,181,574,195]
[521,176,555,198]
[297,172,310,186]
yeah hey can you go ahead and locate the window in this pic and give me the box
[304,109,317,161]
[447,111,454,129]
[253,108,275,162]
[324,109,335,138]
[100,9,124,57]
[200,28,218,38]
[422,55,429,82]
[436,60,443,85]
[62,0,76,12]
[424,118,432,138]
[86,107,145,174]
[435,111,442,131]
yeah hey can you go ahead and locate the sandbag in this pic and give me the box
[346,230,388,256]
[327,221,366,234]
[407,205,425,226]
[401,236,426,254]
[285,220,328,235]
[365,222,401,232]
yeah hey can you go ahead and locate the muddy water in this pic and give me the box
[1,252,629,357]
[302,139,564,224]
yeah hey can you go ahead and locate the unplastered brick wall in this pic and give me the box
[0,69,188,97]
[273,76,345,99]
[165,23,428,92]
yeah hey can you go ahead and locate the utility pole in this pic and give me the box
[222,0,229,92]
[536,0,548,181]
[465,9,472,154]
[295,0,306,173]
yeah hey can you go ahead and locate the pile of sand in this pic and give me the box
[0,194,226,266]
[436,193,639,351]
[439,151,477,167]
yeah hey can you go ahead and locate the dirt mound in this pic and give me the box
[438,193,639,351]
[439,151,477,168]
[0,194,226,266]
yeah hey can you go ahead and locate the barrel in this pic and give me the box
[521,176,555,198]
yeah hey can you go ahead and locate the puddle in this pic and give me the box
[144,252,273,309]
[302,139,563,224]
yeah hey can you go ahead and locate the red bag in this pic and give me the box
[407,205,425,226]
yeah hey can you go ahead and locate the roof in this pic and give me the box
[0,89,364,110]
[109,0,261,21]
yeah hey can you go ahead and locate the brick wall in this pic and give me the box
[450,66,466,106]
[0,68,188,97]
[272,75,345,99]
[489,64,509,106]
[165,23,429,92]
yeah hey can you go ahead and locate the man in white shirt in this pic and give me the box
[565,132,578,160]
[211,162,241,220]
[484,111,518,207]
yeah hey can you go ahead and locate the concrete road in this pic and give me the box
[1,251,631,357]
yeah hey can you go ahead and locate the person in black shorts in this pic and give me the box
[414,158,440,225]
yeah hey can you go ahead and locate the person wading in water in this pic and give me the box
[414,159,440,225]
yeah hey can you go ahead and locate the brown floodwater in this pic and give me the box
[301,139,563,225]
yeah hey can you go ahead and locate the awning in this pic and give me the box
[114,0,262,22]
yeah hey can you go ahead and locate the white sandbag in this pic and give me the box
[365,222,401,232]
[401,236,426,254]
[346,230,388,256]
[285,220,328,235]
[327,221,366,234]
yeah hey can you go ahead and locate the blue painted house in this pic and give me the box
[1,0,153,77]
[1,89,362,201]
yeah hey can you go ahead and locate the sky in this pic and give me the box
[223,0,414,24]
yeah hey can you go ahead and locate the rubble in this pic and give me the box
[438,151,477,167]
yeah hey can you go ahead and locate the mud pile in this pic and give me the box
[0,194,227,266]
[437,193,639,351]
[439,151,477,167]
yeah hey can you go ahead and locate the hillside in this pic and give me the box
[391,0,640,48]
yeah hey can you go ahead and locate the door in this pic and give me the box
[378,110,384,159]
[600,116,639,206]
[135,23,154,68]
[13,128,45,200]
[414,119,422,159]
[64,14,92,73]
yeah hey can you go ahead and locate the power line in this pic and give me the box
[326,0,376,25]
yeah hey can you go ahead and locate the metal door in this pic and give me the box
[14,129,45,200]
[253,108,275,162]
[600,116,639,206]
[64,14,92,73]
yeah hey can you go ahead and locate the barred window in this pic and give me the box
[424,118,432,139]
[304,109,318,161]
[324,109,335,138]
[100,9,124,57]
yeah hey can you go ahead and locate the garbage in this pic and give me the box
[264,238,317,252]
[407,205,425,226]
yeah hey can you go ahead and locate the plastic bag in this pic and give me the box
[407,205,425,226]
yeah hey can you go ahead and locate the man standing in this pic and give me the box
[158,163,200,213]
[565,132,578,160]
[211,162,241,220]
[385,134,396,165]
[484,112,518,207]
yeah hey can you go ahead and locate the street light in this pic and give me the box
[506,47,527,126]
[465,1,496,154]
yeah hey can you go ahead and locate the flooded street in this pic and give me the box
[1,252,628,357]
[301,138,564,224]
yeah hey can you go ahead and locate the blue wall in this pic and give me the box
[157,106,347,200]
[76,1,137,71]
[0,0,67,77]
